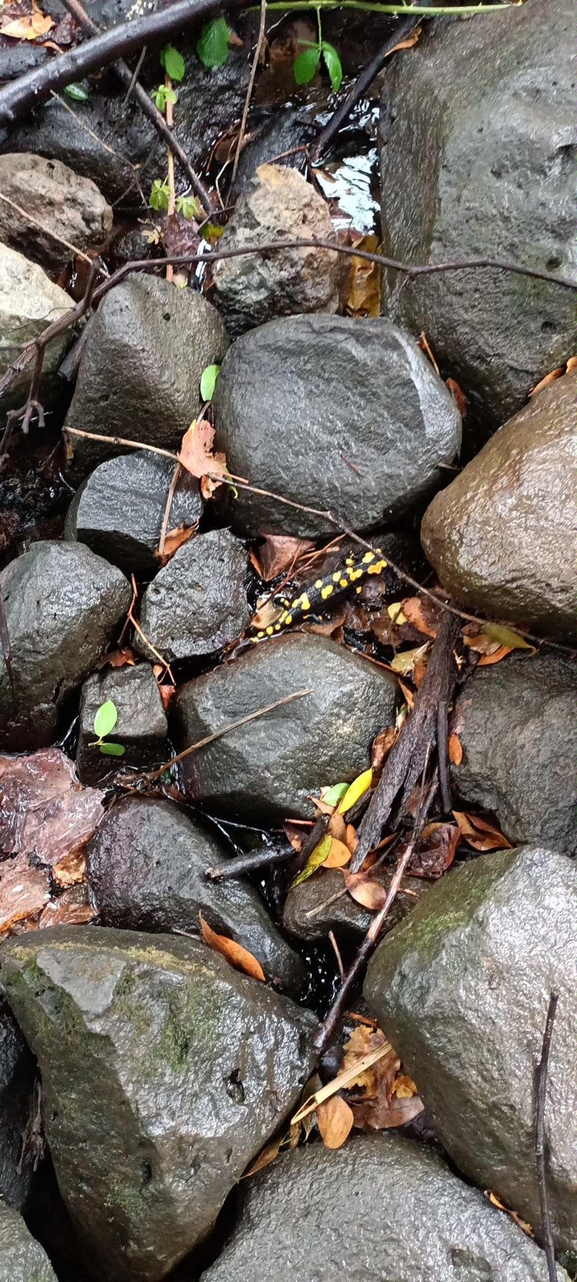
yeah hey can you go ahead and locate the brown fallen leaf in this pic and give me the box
[52,847,87,888]
[328,811,347,842]
[242,1133,285,1178]
[0,7,53,38]
[400,596,440,639]
[249,599,283,632]
[476,645,513,666]
[345,823,358,856]
[398,679,415,710]
[199,912,266,981]
[453,811,513,852]
[155,524,196,566]
[324,838,352,869]
[390,642,430,677]
[0,855,50,935]
[386,26,421,55]
[249,535,315,581]
[565,355,577,373]
[406,822,460,878]
[353,1091,424,1131]
[448,732,463,765]
[316,1095,354,1149]
[486,1191,534,1238]
[292,1040,394,1125]
[529,367,564,397]
[284,822,309,853]
[96,647,137,670]
[393,1074,419,1099]
[178,419,229,499]
[445,377,467,418]
[346,233,381,319]
[0,749,104,868]
[342,869,388,912]
[342,1025,391,1089]
[38,885,96,929]
[371,726,398,777]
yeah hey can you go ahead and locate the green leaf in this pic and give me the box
[293,44,321,85]
[482,623,533,650]
[93,700,118,739]
[99,741,126,757]
[200,363,220,401]
[175,194,201,220]
[322,42,343,93]
[63,83,89,101]
[150,179,170,212]
[321,782,349,808]
[197,16,230,69]
[290,835,332,889]
[151,84,178,111]
[160,44,185,81]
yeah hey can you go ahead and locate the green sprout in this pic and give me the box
[91,700,125,757]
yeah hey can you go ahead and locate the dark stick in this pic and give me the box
[313,765,437,1054]
[349,611,460,872]
[57,0,213,214]
[205,842,296,880]
[0,0,251,125]
[535,991,559,1282]
[437,698,452,814]
[311,9,427,160]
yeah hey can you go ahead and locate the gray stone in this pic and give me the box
[0,241,72,410]
[201,1133,567,1282]
[64,451,203,578]
[212,164,348,336]
[135,529,250,662]
[212,315,461,536]
[0,1203,57,1282]
[379,0,576,432]
[0,541,131,752]
[364,845,577,1257]
[230,108,314,199]
[451,652,577,856]
[0,998,35,1210]
[421,373,575,639]
[64,274,228,480]
[0,154,112,272]
[283,866,426,943]
[0,926,315,1282]
[86,796,303,993]
[175,632,398,822]
[76,665,167,786]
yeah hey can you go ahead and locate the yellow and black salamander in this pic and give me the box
[250,548,389,640]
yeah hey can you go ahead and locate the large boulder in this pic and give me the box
[0,927,316,1282]
[201,1133,567,1282]
[212,164,347,336]
[135,529,251,661]
[0,1204,58,1282]
[175,632,398,821]
[421,374,574,638]
[86,797,304,992]
[379,0,576,432]
[451,652,576,856]
[0,241,73,410]
[0,998,35,1210]
[364,845,577,1259]
[213,315,461,536]
[65,451,202,578]
[76,665,168,786]
[64,274,228,478]
[0,541,131,751]
[0,154,112,272]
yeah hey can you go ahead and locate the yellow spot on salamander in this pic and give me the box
[299,594,311,612]
[349,568,364,581]
[367,559,387,574]
[356,585,363,594]
[266,626,274,635]
[315,579,323,589]
[332,571,342,582]
[362,551,375,564]
[321,584,334,600]
[339,578,349,588]
[283,615,292,626]
[345,557,355,567]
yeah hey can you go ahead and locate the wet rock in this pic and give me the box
[134,529,250,662]
[230,109,314,198]
[0,998,35,1210]
[201,1132,566,1282]
[0,241,73,410]
[76,665,167,786]
[0,541,131,752]
[86,796,303,992]
[64,274,228,480]
[212,164,347,336]
[0,1204,58,1282]
[451,652,577,856]
[283,866,426,943]
[0,926,316,1282]
[380,0,576,432]
[175,632,398,822]
[64,451,203,578]
[421,373,574,638]
[0,155,112,273]
[213,315,461,536]
[365,845,577,1257]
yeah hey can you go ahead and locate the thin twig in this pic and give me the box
[127,572,176,682]
[0,192,95,266]
[205,842,296,880]
[146,687,313,780]
[157,462,182,559]
[328,930,345,981]
[231,0,267,183]
[437,698,452,814]
[535,992,559,1282]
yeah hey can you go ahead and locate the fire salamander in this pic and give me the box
[251,548,389,640]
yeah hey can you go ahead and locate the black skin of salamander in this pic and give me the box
[250,549,391,640]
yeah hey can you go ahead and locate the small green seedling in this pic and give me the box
[151,83,178,112]
[91,700,125,757]
[64,82,90,101]
[160,44,186,81]
[293,39,342,92]
[197,15,230,69]
[200,363,220,402]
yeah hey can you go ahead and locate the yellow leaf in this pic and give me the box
[316,1095,354,1149]
[0,11,53,37]
[481,622,533,651]
[199,912,265,981]
[290,834,332,888]
[390,642,430,676]
[387,602,407,623]
[337,768,373,814]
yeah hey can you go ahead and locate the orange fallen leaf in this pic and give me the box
[52,847,87,887]
[477,645,513,666]
[386,26,421,55]
[398,679,414,709]
[453,811,512,852]
[96,647,137,669]
[316,1095,354,1149]
[486,1191,534,1237]
[413,658,429,688]
[448,732,463,765]
[0,9,53,38]
[158,682,176,711]
[178,419,229,499]
[565,355,577,373]
[445,377,467,417]
[345,823,358,856]
[342,869,388,912]
[529,367,564,397]
[249,535,315,581]
[324,838,352,869]
[155,524,196,565]
[400,596,439,639]
[393,1074,418,1099]
[199,912,266,981]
